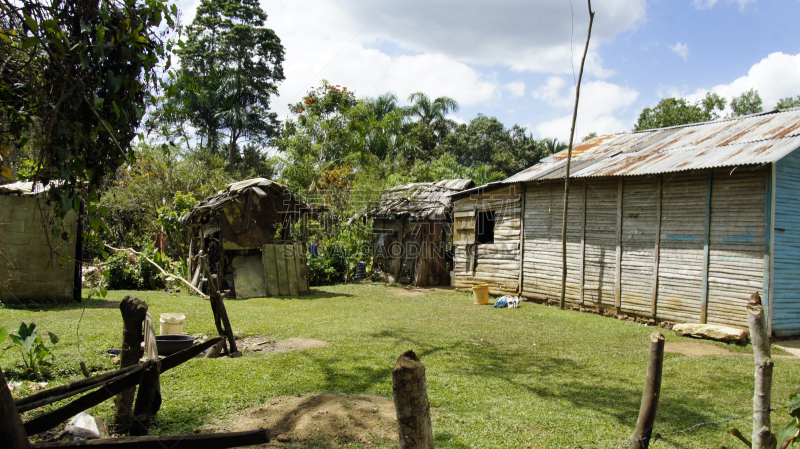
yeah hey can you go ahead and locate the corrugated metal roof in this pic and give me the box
[504,108,800,183]
[0,181,56,196]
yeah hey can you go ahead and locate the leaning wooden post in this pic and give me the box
[0,367,31,449]
[113,295,148,434]
[392,350,433,449]
[748,292,773,449]
[629,330,665,449]
[560,0,595,309]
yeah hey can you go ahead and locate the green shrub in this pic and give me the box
[107,244,184,290]
[307,256,346,286]
[4,322,59,380]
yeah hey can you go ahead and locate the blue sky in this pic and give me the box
[175,0,800,142]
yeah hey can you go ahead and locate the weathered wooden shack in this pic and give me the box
[453,108,800,336]
[181,178,310,299]
[367,179,474,286]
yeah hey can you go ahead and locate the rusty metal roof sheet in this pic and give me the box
[0,181,57,196]
[503,108,800,183]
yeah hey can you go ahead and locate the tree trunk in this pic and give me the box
[113,296,148,434]
[560,0,595,309]
[629,331,665,449]
[748,292,773,449]
[392,350,433,449]
[0,367,31,449]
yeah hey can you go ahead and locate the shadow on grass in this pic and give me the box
[359,329,716,435]
[3,298,121,311]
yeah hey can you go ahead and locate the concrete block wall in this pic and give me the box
[0,195,77,305]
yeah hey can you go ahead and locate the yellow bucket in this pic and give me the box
[472,285,489,305]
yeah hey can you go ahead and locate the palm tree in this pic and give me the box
[406,92,459,158]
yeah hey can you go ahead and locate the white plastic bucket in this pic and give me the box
[159,313,185,335]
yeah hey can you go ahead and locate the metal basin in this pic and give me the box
[155,335,195,356]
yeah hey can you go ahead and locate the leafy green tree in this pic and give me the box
[0,0,177,231]
[581,132,598,142]
[776,96,800,110]
[175,0,285,172]
[634,92,726,131]
[730,89,763,117]
[406,92,459,160]
[438,115,555,176]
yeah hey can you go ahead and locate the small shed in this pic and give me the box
[0,181,79,305]
[366,179,474,286]
[181,178,310,299]
[453,108,800,336]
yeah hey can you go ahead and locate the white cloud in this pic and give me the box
[447,114,467,126]
[504,81,526,98]
[535,81,639,140]
[685,52,800,112]
[692,0,757,10]
[670,42,689,61]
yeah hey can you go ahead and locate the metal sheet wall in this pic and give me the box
[774,150,800,335]
[706,167,766,328]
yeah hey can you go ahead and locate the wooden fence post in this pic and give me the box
[629,330,665,449]
[130,360,161,436]
[392,350,433,449]
[748,292,773,449]
[113,295,148,434]
[0,367,31,449]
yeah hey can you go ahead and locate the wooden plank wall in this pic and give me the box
[522,181,583,302]
[619,177,658,317]
[706,167,766,328]
[513,169,767,329]
[773,151,800,335]
[654,171,707,323]
[453,185,522,294]
[581,178,618,306]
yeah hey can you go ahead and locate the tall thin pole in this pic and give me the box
[560,1,595,309]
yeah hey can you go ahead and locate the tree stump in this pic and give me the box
[0,367,31,449]
[113,295,148,434]
[392,350,433,449]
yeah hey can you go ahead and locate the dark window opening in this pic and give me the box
[476,211,495,244]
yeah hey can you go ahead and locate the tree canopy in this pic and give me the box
[173,0,284,172]
[634,93,726,131]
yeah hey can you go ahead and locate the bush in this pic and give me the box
[307,256,346,286]
[106,244,184,290]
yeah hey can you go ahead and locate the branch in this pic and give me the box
[104,245,209,299]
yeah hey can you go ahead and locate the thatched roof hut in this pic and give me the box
[366,179,474,286]
[182,178,310,299]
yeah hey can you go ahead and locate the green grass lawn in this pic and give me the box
[3,284,800,448]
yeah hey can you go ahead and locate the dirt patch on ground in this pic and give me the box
[199,393,397,446]
[238,336,327,354]
[387,286,456,297]
[665,341,733,356]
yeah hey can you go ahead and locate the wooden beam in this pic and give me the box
[651,176,662,320]
[629,331,665,449]
[768,164,777,336]
[700,169,713,324]
[130,360,160,436]
[16,364,140,411]
[615,177,623,312]
[25,365,146,436]
[30,429,270,449]
[579,180,587,305]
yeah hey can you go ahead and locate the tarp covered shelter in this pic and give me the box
[453,108,800,336]
[366,179,474,286]
[181,178,310,298]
